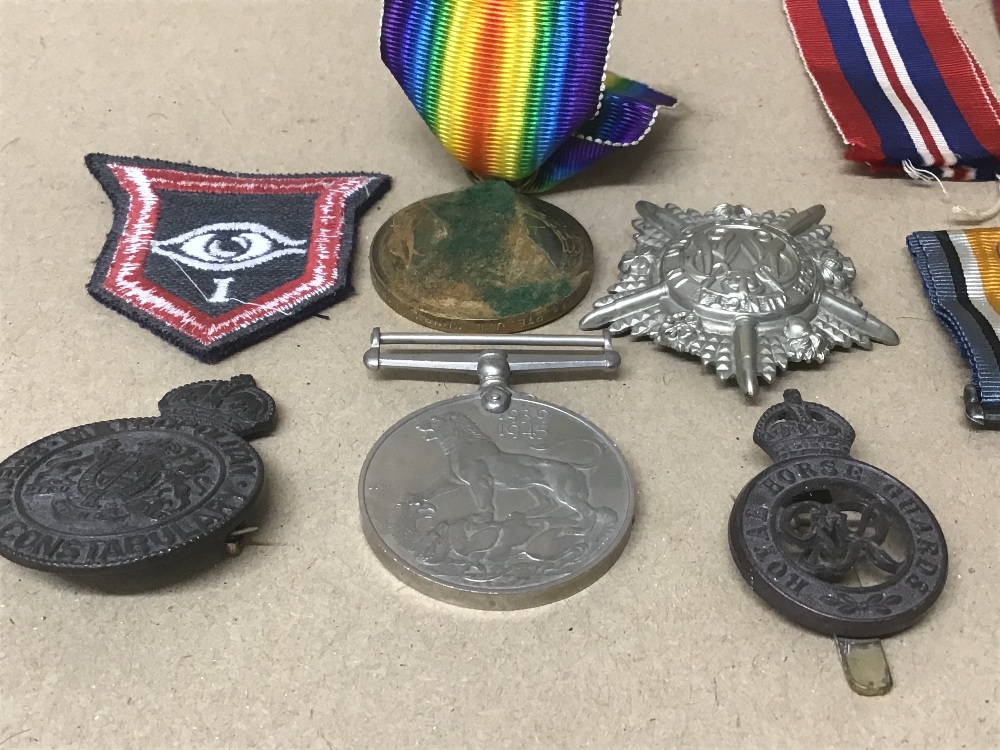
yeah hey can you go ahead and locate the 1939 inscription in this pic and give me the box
[497,407,550,443]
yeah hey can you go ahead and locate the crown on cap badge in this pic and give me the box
[753,389,856,463]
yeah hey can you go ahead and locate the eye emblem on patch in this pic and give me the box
[85,154,390,362]
[151,223,308,272]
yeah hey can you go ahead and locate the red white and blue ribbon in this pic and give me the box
[785,0,1000,181]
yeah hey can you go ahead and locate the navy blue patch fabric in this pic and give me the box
[86,154,390,362]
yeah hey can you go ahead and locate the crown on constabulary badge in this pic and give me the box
[157,376,276,440]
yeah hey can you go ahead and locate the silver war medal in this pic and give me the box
[580,203,899,396]
[359,330,635,610]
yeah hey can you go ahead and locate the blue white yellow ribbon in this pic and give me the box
[908,228,1000,427]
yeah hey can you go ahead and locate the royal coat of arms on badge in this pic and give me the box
[580,203,899,396]
[85,154,389,362]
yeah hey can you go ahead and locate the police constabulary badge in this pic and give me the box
[86,154,390,362]
[0,376,277,573]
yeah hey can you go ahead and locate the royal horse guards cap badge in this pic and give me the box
[0,376,276,573]
[729,390,947,695]
[359,330,634,609]
[86,154,389,362]
[580,203,899,396]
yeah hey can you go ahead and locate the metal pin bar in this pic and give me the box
[964,384,1000,429]
[372,329,614,349]
[364,329,620,376]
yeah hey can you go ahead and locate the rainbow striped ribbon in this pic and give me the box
[908,227,1000,428]
[381,0,674,192]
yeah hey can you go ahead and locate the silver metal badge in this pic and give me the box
[359,330,634,610]
[580,203,899,396]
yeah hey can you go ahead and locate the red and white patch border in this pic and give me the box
[86,154,389,361]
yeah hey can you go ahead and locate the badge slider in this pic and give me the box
[834,569,894,697]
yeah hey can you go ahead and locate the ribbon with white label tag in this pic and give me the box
[786,0,1000,181]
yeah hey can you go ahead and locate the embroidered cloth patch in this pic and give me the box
[86,154,389,362]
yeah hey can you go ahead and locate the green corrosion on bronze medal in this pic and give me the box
[371,182,593,332]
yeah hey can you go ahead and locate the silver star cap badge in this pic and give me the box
[579,203,899,396]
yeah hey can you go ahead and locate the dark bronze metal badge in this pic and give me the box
[0,376,275,573]
[729,390,947,694]
[371,182,593,333]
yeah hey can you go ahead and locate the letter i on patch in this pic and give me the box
[85,154,390,362]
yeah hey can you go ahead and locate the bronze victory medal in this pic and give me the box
[371,182,594,333]
[0,376,275,572]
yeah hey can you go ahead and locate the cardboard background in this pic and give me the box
[0,1,997,747]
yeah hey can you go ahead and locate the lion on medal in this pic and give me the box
[398,412,618,582]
